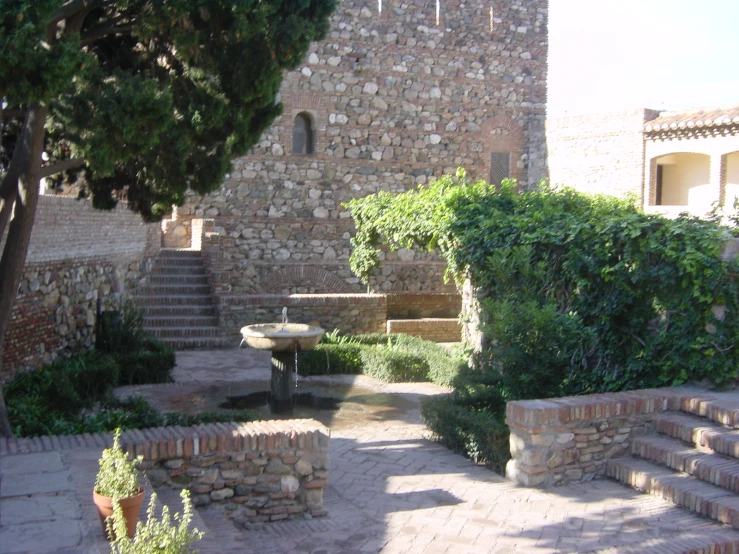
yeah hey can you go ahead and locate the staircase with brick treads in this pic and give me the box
[137,249,230,349]
[608,394,739,529]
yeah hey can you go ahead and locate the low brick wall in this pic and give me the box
[0,420,330,523]
[217,294,388,341]
[386,293,461,319]
[505,388,696,487]
[386,318,461,342]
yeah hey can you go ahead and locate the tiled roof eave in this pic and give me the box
[644,124,739,141]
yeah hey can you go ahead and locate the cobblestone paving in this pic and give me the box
[4,348,739,553]
[184,417,739,554]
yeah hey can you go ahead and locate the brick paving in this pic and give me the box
[3,348,739,553]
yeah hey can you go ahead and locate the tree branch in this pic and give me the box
[1,109,27,121]
[39,158,86,179]
[51,0,107,24]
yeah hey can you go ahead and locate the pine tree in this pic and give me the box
[0,0,336,436]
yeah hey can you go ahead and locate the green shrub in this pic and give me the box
[359,346,429,383]
[96,302,175,385]
[483,297,590,400]
[307,333,467,386]
[421,395,510,474]
[348,173,739,394]
[298,344,365,375]
[388,334,466,388]
[5,350,121,436]
[116,338,175,386]
[351,333,406,345]
[6,349,245,438]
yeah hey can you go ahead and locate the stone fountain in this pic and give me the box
[240,308,324,414]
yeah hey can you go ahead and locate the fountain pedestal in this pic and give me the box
[240,322,325,415]
[270,352,296,414]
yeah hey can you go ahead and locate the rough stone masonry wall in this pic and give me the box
[218,294,388,341]
[131,420,330,524]
[505,387,696,487]
[1,195,160,378]
[546,109,660,203]
[174,0,547,296]
[0,419,330,525]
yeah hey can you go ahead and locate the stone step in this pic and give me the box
[157,248,201,258]
[137,294,214,306]
[655,412,739,459]
[148,274,209,285]
[153,257,205,269]
[143,326,221,338]
[142,315,218,327]
[632,435,739,493]
[607,457,739,528]
[138,284,212,295]
[680,396,739,429]
[151,264,206,275]
[140,305,217,317]
[156,337,234,350]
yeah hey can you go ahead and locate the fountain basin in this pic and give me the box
[240,323,325,352]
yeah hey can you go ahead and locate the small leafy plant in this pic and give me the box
[95,429,142,498]
[109,490,204,554]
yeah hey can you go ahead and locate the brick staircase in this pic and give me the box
[138,249,230,349]
[608,394,739,529]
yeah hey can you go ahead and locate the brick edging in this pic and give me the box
[0,419,329,458]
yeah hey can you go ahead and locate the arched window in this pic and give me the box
[292,113,314,154]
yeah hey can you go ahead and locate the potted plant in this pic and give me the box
[93,428,145,539]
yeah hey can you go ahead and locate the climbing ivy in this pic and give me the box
[347,171,739,394]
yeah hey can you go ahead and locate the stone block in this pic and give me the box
[210,488,234,501]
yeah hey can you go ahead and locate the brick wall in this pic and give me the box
[25,195,159,263]
[505,388,694,487]
[546,109,660,202]
[386,293,460,319]
[385,318,460,342]
[1,195,160,377]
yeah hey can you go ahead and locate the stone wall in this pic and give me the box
[2,195,160,377]
[134,420,330,523]
[219,294,388,342]
[171,0,548,296]
[505,388,693,487]
[197,217,454,295]
[0,419,330,524]
[546,109,660,202]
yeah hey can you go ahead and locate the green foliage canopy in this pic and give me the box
[348,172,739,395]
[1,0,335,219]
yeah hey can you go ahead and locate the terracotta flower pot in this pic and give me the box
[93,489,145,540]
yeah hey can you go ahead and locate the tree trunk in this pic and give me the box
[0,103,48,438]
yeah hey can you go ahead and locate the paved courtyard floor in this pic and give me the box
[3,348,739,553]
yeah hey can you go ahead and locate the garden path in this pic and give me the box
[2,348,739,553]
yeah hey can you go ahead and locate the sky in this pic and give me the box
[547,0,739,117]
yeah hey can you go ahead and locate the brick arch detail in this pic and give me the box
[256,266,352,294]
[480,115,526,184]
